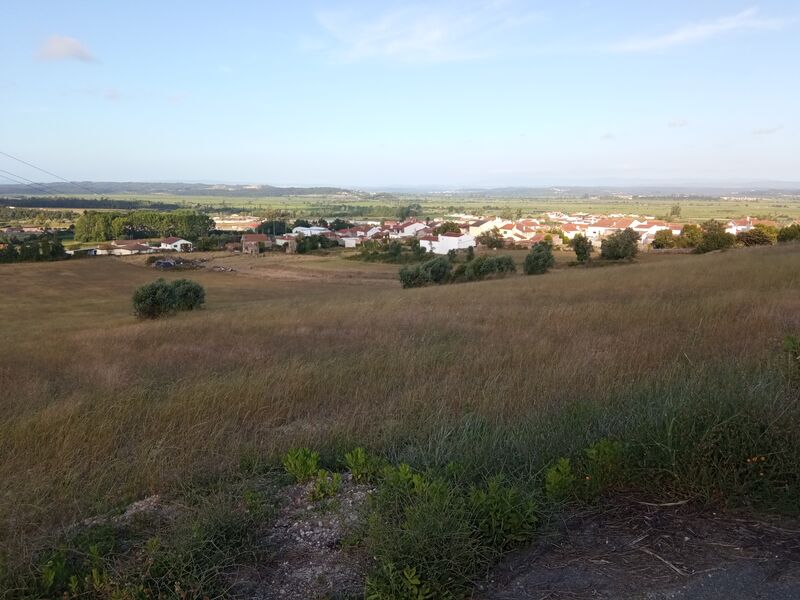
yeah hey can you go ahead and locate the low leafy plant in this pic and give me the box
[545,457,576,501]
[310,469,343,500]
[584,438,625,495]
[282,448,320,482]
[365,563,440,600]
[344,447,382,482]
[469,475,538,551]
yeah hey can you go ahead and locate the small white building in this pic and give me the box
[160,237,193,252]
[292,226,331,236]
[419,232,476,255]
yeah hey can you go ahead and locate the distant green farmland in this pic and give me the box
[3,192,800,221]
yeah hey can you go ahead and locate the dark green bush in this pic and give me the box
[777,224,800,243]
[696,220,736,253]
[419,256,452,284]
[399,256,452,288]
[132,279,177,319]
[569,234,593,263]
[132,279,205,319]
[523,242,555,275]
[600,228,640,260]
[171,279,206,311]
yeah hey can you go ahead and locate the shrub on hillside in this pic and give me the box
[570,234,593,263]
[399,256,452,288]
[171,279,206,311]
[651,230,676,249]
[523,242,555,275]
[678,224,703,248]
[736,228,774,247]
[778,223,800,242]
[600,228,640,260]
[132,278,205,319]
[454,254,516,282]
[132,279,177,319]
[696,220,735,253]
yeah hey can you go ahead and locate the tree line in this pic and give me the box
[73,210,214,242]
[0,235,67,263]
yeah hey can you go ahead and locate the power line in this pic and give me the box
[0,150,100,196]
[0,169,61,196]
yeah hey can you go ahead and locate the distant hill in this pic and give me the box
[0,181,356,197]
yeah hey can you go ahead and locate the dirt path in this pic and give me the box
[480,498,800,600]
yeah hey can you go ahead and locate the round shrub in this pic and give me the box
[524,242,555,275]
[420,256,452,284]
[132,278,206,318]
[171,279,206,311]
[132,279,176,319]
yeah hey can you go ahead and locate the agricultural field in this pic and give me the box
[4,192,800,222]
[1,244,799,597]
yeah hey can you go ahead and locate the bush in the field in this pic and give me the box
[132,278,205,318]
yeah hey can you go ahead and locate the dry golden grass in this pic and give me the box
[1,245,799,557]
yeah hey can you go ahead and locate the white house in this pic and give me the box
[586,218,641,239]
[389,220,429,238]
[419,232,476,255]
[339,236,362,249]
[160,236,193,252]
[292,226,331,236]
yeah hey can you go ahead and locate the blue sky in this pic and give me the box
[1,1,798,187]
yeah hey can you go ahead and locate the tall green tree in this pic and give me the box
[570,234,593,264]
[524,242,555,275]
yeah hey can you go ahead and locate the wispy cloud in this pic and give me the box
[610,8,787,53]
[315,1,541,62]
[600,132,616,140]
[668,119,688,128]
[752,125,783,136]
[37,35,96,62]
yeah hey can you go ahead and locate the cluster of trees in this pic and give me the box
[476,228,505,249]
[257,218,353,236]
[399,249,522,288]
[651,225,702,249]
[651,220,795,253]
[132,279,205,319]
[0,236,67,263]
[1,196,182,210]
[74,210,214,242]
[778,224,800,242]
[295,234,339,254]
[432,221,462,235]
[353,239,428,264]
[193,233,241,251]
[600,228,640,260]
[397,204,423,220]
[0,207,77,224]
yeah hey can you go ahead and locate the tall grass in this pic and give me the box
[0,245,799,581]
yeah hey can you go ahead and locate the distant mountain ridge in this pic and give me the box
[1,181,799,198]
[0,182,356,197]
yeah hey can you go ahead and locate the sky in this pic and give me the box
[1,1,799,188]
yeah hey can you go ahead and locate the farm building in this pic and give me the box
[241,233,271,254]
[160,237,193,252]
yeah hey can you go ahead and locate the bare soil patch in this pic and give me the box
[481,497,800,600]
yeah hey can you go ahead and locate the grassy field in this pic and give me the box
[1,245,799,594]
[7,192,800,221]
